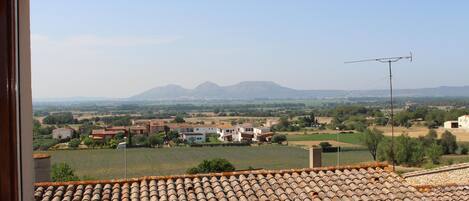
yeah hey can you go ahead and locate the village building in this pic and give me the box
[129,125,149,136]
[444,120,459,129]
[233,123,254,142]
[217,124,235,142]
[51,128,74,140]
[149,120,166,134]
[168,123,194,133]
[193,126,217,134]
[180,132,206,144]
[253,127,274,142]
[458,115,469,129]
[105,126,128,134]
[90,129,121,140]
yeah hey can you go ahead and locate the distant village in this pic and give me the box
[51,118,280,146]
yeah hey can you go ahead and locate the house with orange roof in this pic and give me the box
[90,129,122,140]
[167,123,194,133]
[149,120,166,134]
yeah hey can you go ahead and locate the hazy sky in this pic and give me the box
[31,1,469,98]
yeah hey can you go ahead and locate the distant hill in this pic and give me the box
[128,81,469,100]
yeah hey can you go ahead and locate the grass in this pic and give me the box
[37,146,372,180]
[286,133,363,145]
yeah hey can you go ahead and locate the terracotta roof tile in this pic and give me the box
[34,162,462,200]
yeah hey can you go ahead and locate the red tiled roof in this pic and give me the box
[32,162,447,200]
[416,184,469,200]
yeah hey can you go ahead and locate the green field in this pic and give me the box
[38,146,372,180]
[286,133,363,145]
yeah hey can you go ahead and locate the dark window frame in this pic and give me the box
[0,0,33,200]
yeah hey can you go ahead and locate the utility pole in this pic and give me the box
[345,52,413,171]
[124,136,127,179]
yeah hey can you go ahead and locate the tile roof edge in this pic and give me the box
[402,162,469,178]
[34,162,389,187]
[413,183,469,192]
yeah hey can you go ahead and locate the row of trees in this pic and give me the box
[361,128,463,165]
[394,106,469,128]
[43,112,77,125]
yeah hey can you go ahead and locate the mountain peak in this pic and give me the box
[195,81,220,90]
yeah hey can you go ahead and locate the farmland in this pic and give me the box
[373,126,469,142]
[286,132,363,145]
[37,146,372,180]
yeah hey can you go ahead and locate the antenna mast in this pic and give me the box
[345,52,413,172]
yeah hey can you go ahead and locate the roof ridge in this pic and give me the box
[34,162,389,187]
[402,162,469,178]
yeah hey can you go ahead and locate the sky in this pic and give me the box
[31,1,469,99]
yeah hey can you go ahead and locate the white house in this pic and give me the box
[233,123,254,142]
[217,125,235,142]
[444,121,459,129]
[52,128,74,140]
[253,127,274,142]
[181,132,206,143]
[193,126,217,134]
[458,115,469,129]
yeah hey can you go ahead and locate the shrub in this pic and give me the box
[186,158,235,174]
[394,134,425,165]
[82,137,93,147]
[319,142,332,149]
[426,142,443,164]
[440,130,458,154]
[149,134,164,147]
[33,139,59,150]
[378,133,425,165]
[109,139,119,149]
[68,138,81,149]
[271,134,287,144]
[461,146,468,155]
[51,163,79,182]
[133,135,149,147]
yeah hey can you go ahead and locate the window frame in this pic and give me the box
[0,0,33,200]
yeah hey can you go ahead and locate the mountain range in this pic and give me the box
[128,81,469,100]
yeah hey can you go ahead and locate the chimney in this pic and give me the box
[33,154,51,182]
[309,146,322,168]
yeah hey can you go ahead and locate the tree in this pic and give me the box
[271,134,287,144]
[173,115,186,123]
[394,134,425,165]
[43,112,76,125]
[440,130,458,154]
[377,134,425,166]
[360,128,384,161]
[186,158,235,174]
[51,163,79,182]
[166,131,180,142]
[461,146,468,155]
[426,142,443,164]
[319,142,332,149]
[68,138,81,149]
[109,139,119,149]
[82,137,93,147]
[420,129,438,147]
[149,134,164,147]
[377,138,393,162]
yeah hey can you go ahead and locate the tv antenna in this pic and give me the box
[344,52,413,172]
